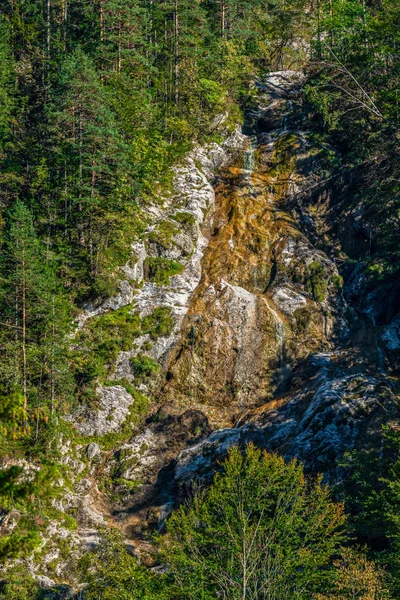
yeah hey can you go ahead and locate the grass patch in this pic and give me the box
[148,220,181,248]
[144,257,184,285]
[171,211,196,226]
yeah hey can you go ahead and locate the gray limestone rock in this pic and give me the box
[72,385,135,436]
[272,286,307,315]
[86,442,100,460]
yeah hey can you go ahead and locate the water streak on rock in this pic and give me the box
[262,297,285,368]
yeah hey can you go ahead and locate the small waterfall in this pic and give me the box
[262,297,285,368]
[243,136,258,174]
[281,100,293,132]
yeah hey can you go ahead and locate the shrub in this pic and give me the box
[144,257,184,286]
[305,260,328,302]
[171,211,196,226]
[148,220,180,248]
[130,353,160,380]
[79,528,169,600]
[141,307,174,340]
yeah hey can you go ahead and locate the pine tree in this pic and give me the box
[49,48,134,293]
[0,200,72,421]
[97,0,147,78]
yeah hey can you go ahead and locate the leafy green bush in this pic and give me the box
[79,528,169,600]
[305,260,328,303]
[163,444,345,599]
[130,353,160,381]
[0,568,41,600]
[144,257,184,286]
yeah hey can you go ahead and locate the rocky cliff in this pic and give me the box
[108,70,399,532]
[17,71,400,585]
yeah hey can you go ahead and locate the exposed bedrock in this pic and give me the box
[70,71,400,540]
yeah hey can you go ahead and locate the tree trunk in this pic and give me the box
[118,16,121,72]
[362,0,369,52]
[100,0,104,41]
[50,295,55,416]
[21,248,27,428]
[62,0,68,51]
[174,0,179,105]
[78,103,85,246]
[47,0,51,57]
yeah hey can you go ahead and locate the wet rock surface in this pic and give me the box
[158,70,345,421]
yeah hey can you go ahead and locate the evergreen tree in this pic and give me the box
[97,0,147,78]
[0,200,71,420]
[49,48,134,295]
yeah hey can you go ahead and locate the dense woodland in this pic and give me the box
[0,0,400,597]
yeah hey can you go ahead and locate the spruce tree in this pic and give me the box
[0,200,71,421]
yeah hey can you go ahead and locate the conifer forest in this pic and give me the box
[0,0,400,597]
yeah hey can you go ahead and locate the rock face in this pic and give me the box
[109,71,399,529]
[72,385,135,436]
[71,128,246,434]
[159,70,345,423]
[31,70,399,574]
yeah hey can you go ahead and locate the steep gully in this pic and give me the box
[91,72,400,541]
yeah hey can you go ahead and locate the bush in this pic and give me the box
[305,260,328,303]
[79,528,169,600]
[144,257,184,286]
[316,546,390,600]
[130,353,160,380]
[141,307,174,340]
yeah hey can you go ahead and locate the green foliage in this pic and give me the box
[0,518,41,562]
[0,392,30,440]
[130,353,160,381]
[0,567,41,600]
[141,307,174,340]
[148,220,181,248]
[73,303,141,384]
[145,257,184,286]
[79,528,169,600]
[0,460,66,562]
[0,0,398,589]
[294,306,314,333]
[72,304,173,400]
[163,444,345,599]
[171,211,196,226]
[0,17,14,144]
[66,446,388,599]
[304,261,328,303]
[331,274,344,291]
[339,423,400,596]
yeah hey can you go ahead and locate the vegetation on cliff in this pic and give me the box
[0,0,399,597]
